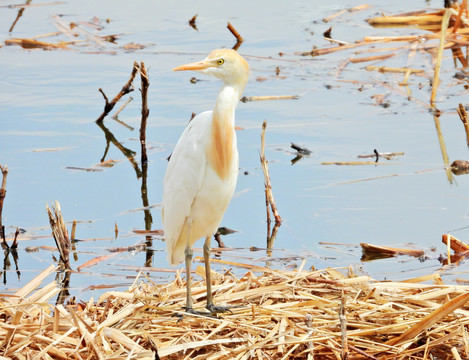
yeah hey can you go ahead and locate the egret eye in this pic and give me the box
[217,58,224,65]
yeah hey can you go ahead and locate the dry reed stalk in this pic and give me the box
[363,35,438,42]
[442,233,469,252]
[456,103,469,147]
[4,38,70,49]
[367,12,445,27]
[0,164,7,237]
[46,201,71,270]
[365,65,425,75]
[430,9,452,107]
[433,113,453,183]
[241,95,299,102]
[2,262,469,358]
[260,121,281,224]
[321,161,393,165]
[322,4,370,23]
[360,242,424,257]
[348,52,396,63]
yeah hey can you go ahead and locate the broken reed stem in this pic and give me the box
[260,121,282,224]
[349,52,396,63]
[340,290,349,360]
[139,62,150,166]
[241,95,300,103]
[431,9,451,107]
[305,314,314,358]
[387,291,469,346]
[71,219,77,240]
[0,164,7,235]
[452,0,467,34]
[457,103,469,147]
[96,61,139,123]
[433,113,453,183]
[227,22,244,51]
[46,201,71,270]
[111,96,133,120]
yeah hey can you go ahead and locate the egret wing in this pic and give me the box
[162,111,212,263]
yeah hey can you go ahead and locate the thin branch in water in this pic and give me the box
[9,0,31,33]
[139,62,150,166]
[96,62,139,123]
[0,164,8,237]
[260,121,281,224]
[227,22,244,51]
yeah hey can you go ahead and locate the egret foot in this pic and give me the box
[206,303,234,315]
[173,307,217,321]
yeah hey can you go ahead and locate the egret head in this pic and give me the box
[173,49,249,90]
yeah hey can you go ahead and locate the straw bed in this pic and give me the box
[1,262,469,359]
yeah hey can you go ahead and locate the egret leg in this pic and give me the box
[183,218,197,312]
[181,220,212,317]
[204,236,232,314]
[184,245,194,311]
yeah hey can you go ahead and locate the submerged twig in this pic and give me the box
[433,112,453,183]
[111,96,134,121]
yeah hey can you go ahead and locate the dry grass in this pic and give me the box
[1,260,469,359]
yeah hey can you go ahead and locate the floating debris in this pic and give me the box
[322,161,393,165]
[188,14,198,31]
[240,95,300,103]
[291,142,312,156]
[361,242,425,261]
[5,37,70,49]
[451,159,469,175]
[357,149,405,160]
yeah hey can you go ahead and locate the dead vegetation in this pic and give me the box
[2,261,469,359]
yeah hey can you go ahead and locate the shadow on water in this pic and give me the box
[94,61,154,269]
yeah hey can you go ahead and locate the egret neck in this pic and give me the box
[207,84,243,180]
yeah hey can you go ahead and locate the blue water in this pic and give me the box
[1,0,468,299]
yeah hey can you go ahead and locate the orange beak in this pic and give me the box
[173,60,213,71]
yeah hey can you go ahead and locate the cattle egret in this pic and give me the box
[162,49,249,314]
